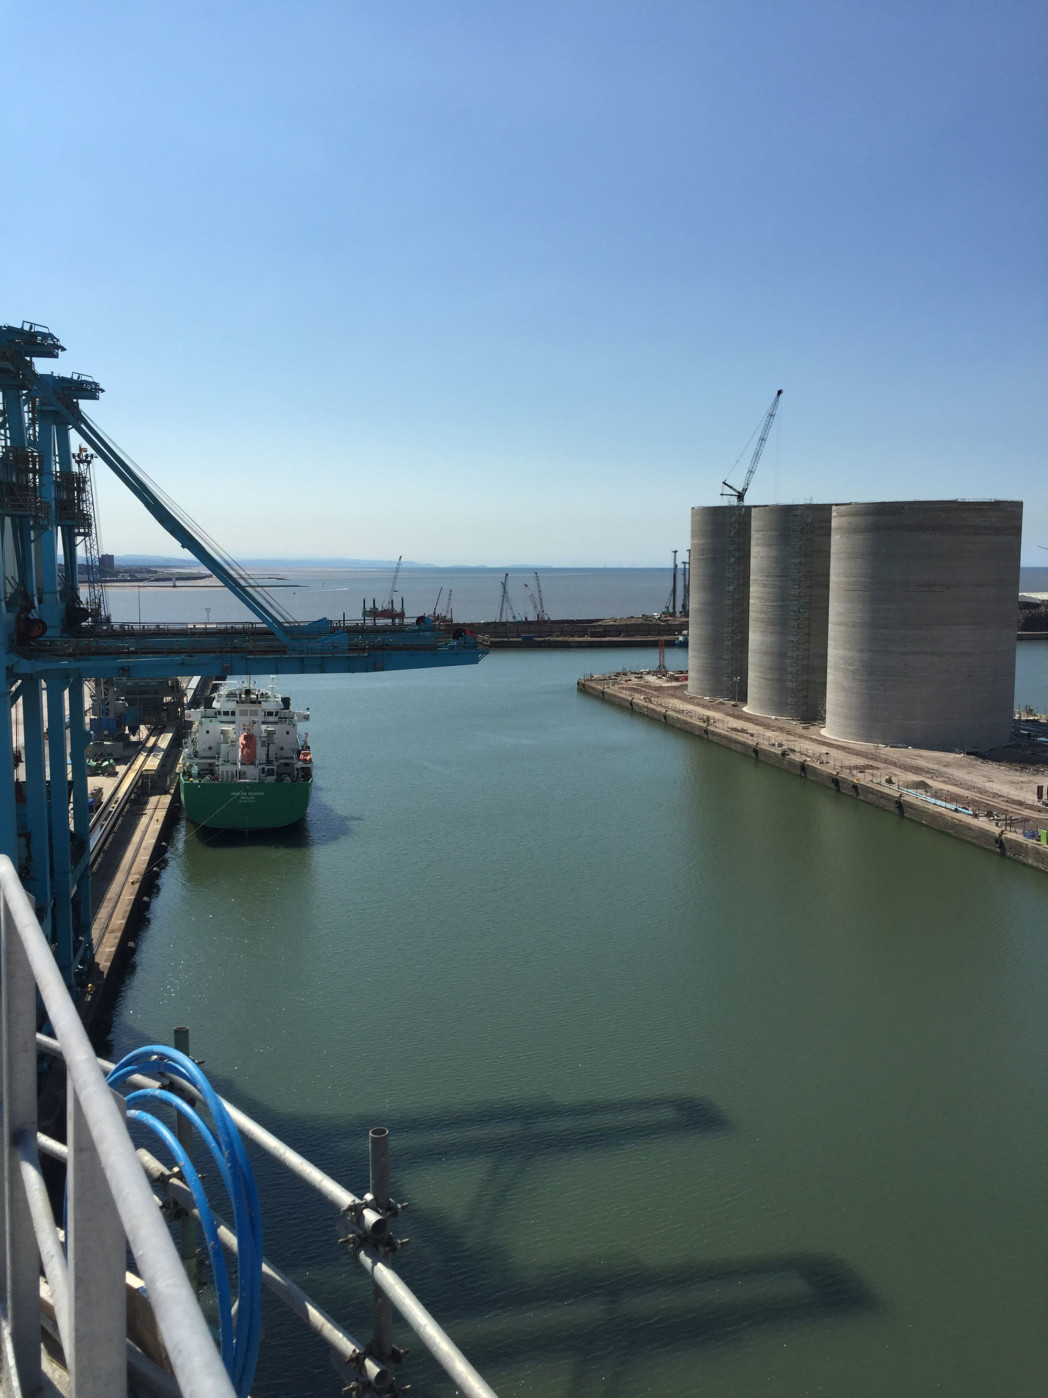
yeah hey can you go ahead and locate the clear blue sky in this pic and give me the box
[3,1,1045,564]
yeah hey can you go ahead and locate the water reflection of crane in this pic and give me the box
[721,390,783,504]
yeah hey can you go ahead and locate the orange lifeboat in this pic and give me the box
[239,730,257,764]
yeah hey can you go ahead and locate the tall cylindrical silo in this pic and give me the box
[746,503,832,721]
[687,505,751,701]
[824,500,1023,750]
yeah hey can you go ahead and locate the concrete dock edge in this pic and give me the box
[578,677,1048,875]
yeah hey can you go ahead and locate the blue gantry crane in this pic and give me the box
[0,321,485,987]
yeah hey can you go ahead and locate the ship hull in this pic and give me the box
[180,775,313,830]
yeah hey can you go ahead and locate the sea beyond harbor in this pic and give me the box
[102,562,1048,630]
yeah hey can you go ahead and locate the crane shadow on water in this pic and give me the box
[127,1071,874,1395]
[399,1229,873,1397]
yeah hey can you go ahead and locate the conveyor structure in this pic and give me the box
[0,321,485,988]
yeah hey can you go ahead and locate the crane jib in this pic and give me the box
[721,389,783,504]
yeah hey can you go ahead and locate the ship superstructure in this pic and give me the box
[180,681,313,829]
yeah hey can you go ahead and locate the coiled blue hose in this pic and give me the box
[106,1045,263,1396]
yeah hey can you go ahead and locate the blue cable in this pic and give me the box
[123,1108,235,1366]
[106,1045,263,1396]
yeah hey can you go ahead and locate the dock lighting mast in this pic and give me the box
[721,389,783,504]
[0,322,485,989]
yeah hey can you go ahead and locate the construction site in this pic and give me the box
[584,397,1042,870]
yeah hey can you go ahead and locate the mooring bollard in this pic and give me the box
[173,1025,200,1289]
[369,1126,394,1361]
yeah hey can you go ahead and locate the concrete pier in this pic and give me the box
[579,670,1048,874]
[462,617,687,648]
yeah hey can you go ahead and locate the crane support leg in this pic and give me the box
[0,687,15,867]
[20,680,50,920]
[36,413,62,632]
[46,679,74,984]
[69,678,91,947]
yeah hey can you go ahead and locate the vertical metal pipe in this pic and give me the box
[369,1126,390,1210]
[68,1085,128,1395]
[1,894,43,1392]
[47,678,74,985]
[173,1026,199,1289]
[369,1127,393,1361]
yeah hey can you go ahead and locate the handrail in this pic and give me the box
[35,1032,500,1398]
[0,854,235,1397]
[5,865,499,1396]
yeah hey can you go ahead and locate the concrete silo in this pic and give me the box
[746,504,833,721]
[824,500,1022,751]
[687,505,751,701]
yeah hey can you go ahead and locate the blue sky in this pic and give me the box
[2,1,1045,564]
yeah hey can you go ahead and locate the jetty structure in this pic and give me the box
[583,497,1048,872]
[0,321,498,1396]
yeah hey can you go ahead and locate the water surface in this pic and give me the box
[112,645,1048,1396]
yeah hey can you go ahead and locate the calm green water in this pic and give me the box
[111,646,1048,1397]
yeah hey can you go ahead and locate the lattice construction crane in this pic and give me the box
[498,573,521,623]
[721,389,783,504]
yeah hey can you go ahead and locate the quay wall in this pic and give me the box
[453,618,684,648]
[578,677,1048,875]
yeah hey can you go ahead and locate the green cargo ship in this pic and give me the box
[180,682,313,830]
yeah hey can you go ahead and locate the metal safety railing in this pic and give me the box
[0,852,498,1397]
[34,1042,500,1398]
[0,852,235,1397]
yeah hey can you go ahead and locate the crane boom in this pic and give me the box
[33,389,299,641]
[532,571,548,621]
[385,555,403,609]
[721,389,783,504]
[498,573,521,623]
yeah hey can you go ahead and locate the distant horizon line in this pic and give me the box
[106,555,687,571]
[106,553,1048,571]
